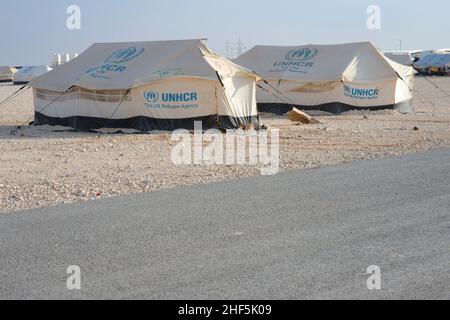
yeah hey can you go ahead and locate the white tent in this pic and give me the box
[411,49,450,63]
[13,66,52,85]
[235,42,415,114]
[414,53,450,75]
[0,66,16,83]
[30,39,259,131]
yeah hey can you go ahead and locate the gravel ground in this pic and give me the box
[1,76,450,213]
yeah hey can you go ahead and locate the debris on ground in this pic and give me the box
[288,108,321,124]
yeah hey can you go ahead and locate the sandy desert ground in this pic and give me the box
[1,77,450,213]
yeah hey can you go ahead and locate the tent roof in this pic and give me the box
[235,42,414,83]
[383,52,414,66]
[15,65,51,75]
[30,39,256,91]
[384,50,422,55]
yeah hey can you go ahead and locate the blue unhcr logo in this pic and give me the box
[285,48,319,61]
[271,48,318,73]
[144,91,198,103]
[86,47,145,79]
[162,92,198,102]
[105,47,145,64]
[344,85,379,99]
[143,91,199,110]
[144,91,159,103]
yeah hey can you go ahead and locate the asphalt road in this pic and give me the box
[1,150,449,300]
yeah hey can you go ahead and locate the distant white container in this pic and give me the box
[51,54,62,68]
[51,53,78,68]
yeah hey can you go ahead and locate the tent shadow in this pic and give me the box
[0,124,165,140]
[0,124,98,140]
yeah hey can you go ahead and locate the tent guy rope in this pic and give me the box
[0,85,30,109]
[9,86,75,136]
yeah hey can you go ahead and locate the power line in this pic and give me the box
[225,38,247,59]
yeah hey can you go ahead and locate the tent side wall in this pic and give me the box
[256,78,413,114]
[34,78,218,131]
[34,76,259,131]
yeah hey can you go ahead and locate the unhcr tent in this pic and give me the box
[414,53,450,75]
[13,66,52,85]
[30,40,259,131]
[0,66,16,83]
[235,42,415,114]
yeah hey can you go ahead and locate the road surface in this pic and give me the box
[1,150,449,300]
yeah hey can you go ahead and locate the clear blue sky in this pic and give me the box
[1,0,449,65]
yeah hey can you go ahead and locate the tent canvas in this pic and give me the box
[30,39,259,131]
[13,66,52,85]
[235,42,415,114]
